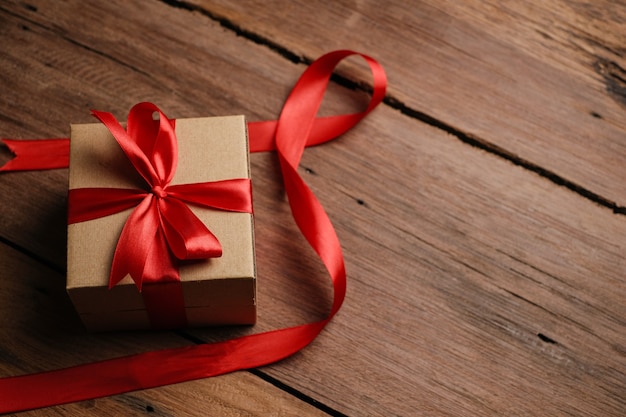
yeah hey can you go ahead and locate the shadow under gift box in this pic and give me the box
[66,115,256,332]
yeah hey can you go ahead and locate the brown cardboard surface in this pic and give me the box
[67,115,256,331]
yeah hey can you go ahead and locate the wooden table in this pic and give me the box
[1,1,625,415]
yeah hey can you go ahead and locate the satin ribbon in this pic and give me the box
[0,138,69,171]
[0,49,387,413]
[67,103,253,328]
[75,104,254,290]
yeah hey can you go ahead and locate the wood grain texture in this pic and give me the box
[0,0,337,414]
[0,241,329,416]
[191,0,626,208]
[0,0,625,416]
[246,105,626,416]
[11,372,329,417]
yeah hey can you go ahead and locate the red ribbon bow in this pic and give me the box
[0,50,387,413]
[68,102,253,290]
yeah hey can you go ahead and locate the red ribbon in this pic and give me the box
[0,50,387,413]
[68,103,253,328]
[0,138,69,171]
[72,104,253,289]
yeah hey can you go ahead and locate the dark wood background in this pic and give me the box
[1,1,625,415]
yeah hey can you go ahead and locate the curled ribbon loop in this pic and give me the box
[0,50,387,413]
[70,102,253,290]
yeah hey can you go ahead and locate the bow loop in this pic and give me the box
[91,102,178,188]
[0,50,387,413]
[69,104,253,291]
[159,197,223,260]
[127,102,178,185]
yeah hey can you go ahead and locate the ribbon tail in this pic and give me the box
[140,224,180,285]
[0,49,388,414]
[110,196,161,289]
[0,138,69,171]
[0,320,327,413]
[0,111,369,173]
[159,198,222,260]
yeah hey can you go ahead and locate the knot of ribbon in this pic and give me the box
[0,49,387,413]
[68,102,253,290]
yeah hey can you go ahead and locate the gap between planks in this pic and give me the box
[175,331,349,417]
[0,3,342,416]
[155,0,626,216]
[4,1,624,415]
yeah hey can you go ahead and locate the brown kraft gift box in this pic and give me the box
[66,115,256,331]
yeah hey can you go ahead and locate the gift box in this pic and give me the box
[66,113,256,331]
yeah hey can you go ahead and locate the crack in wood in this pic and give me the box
[21,2,37,13]
[566,28,626,60]
[116,394,174,416]
[172,330,343,416]
[155,1,626,218]
[9,0,620,220]
[494,249,576,291]
[335,188,369,208]
[537,333,558,344]
[6,1,625,219]
[157,0,306,65]
[0,233,64,274]
[384,95,626,216]
[504,289,556,316]
[500,284,625,354]
[303,166,317,175]
[594,58,626,107]
[249,369,349,417]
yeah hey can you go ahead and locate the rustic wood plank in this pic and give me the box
[0,0,354,322]
[0,1,338,414]
[1,0,625,416]
[22,373,329,417]
[190,0,626,208]
[195,104,626,416]
[0,242,329,416]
